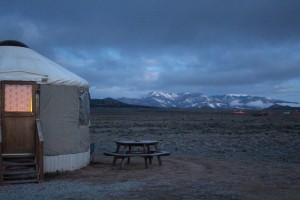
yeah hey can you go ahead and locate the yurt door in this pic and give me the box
[1,81,36,154]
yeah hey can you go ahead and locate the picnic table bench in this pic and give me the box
[104,140,170,168]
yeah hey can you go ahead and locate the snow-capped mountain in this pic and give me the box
[117,92,298,109]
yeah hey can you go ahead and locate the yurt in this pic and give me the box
[0,40,90,184]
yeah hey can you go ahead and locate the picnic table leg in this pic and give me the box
[112,156,117,166]
[121,157,126,168]
[127,146,131,164]
[149,156,153,165]
[142,144,148,168]
[113,144,121,165]
[144,157,148,168]
[157,156,162,166]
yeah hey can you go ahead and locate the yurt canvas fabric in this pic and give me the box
[40,85,90,155]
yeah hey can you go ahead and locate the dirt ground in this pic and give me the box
[48,107,300,199]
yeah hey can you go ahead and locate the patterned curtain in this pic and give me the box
[4,84,32,112]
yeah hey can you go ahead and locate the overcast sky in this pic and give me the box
[1,0,300,102]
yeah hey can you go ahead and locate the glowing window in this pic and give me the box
[4,84,33,112]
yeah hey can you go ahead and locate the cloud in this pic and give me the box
[246,100,272,108]
[275,86,294,94]
[230,100,243,107]
[0,0,300,101]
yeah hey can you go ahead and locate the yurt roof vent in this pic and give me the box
[0,40,29,48]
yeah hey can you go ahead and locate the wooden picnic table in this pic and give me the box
[104,140,170,168]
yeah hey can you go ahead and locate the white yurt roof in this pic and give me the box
[0,40,89,88]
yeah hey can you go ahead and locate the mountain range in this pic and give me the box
[90,98,151,108]
[117,92,298,109]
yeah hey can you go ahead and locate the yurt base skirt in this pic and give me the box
[44,149,90,173]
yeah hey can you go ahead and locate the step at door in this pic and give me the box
[1,153,39,184]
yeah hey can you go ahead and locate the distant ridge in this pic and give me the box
[90,98,152,108]
[264,104,300,111]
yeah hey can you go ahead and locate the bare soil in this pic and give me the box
[49,107,300,199]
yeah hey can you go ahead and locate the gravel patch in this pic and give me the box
[0,180,143,200]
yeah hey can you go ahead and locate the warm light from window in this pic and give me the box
[4,84,33,112]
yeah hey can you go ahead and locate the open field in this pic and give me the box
[90,108,300,163]
[1,107,299,199]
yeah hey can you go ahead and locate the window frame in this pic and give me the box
[1,81,36,117]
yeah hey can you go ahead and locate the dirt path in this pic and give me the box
[46,154,299,199]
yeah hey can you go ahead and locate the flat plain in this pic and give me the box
[86,107,299,199]
[1,107,299,200]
